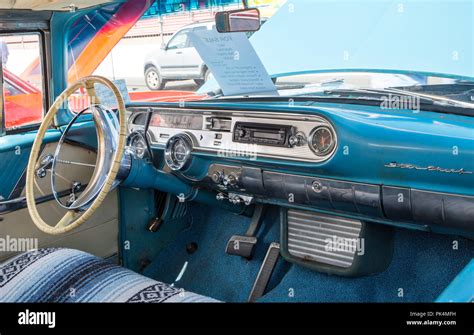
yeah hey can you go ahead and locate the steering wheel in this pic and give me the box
[26,76,127,235]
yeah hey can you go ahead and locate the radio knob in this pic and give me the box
[237,129,246,137]
[289,133,307,147]
[289,135,299,147]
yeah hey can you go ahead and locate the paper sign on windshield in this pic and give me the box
[188,30,278,96]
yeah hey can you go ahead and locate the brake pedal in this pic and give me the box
[225,204,266,259]
[248,242,281,302]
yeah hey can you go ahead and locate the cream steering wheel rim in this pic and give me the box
[26,76,127,235]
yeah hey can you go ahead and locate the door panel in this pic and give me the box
[0,140,119,262]
[0,190,118,262]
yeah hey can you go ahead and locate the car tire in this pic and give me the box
[194,68,210,87]
[145,66,166,90]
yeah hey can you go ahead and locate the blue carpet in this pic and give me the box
[261,229,474,302]
[144,203,474,302]
[143,203,283,302]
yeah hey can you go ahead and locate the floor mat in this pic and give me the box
[144,203,474,302]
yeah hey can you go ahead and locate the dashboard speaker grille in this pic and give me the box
[287,209,362,269]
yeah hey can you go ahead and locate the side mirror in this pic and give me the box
[215,8,261,33]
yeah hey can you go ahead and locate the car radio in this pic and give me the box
[233,122,295,147]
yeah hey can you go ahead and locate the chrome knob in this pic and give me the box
[311,180,323,193]
[216,193,226,201]
[211,171,223,184]
[289,132,307,147]
[223,174,238,187]
[289,135,299,146]
[230,195,242,205]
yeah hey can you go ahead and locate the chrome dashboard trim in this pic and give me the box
[127,107,338,163]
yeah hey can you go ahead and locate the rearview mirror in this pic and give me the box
[215,8,261,33]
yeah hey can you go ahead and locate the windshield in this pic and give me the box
[63,0,474,112]
[272,72,474,106]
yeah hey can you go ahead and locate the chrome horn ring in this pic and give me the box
[51,105,130,211]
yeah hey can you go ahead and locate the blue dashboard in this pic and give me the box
[125,99,474,238]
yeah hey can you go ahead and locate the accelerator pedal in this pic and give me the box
[248,242,281,302]
[225,204,266,259]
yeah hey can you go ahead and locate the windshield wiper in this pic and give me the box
[322,87,474,109]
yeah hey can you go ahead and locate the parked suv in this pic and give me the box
[144,21,214,90]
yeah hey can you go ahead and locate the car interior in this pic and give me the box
[0,0,473,305]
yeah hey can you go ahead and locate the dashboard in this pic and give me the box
[125,102,474,238]
[129,108,337,164]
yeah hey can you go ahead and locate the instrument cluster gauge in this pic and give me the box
[164,133,194,171]
[309,125,337,158]
[126,131,149,159]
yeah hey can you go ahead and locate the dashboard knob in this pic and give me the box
[229,195,242,204]
[223,173,238,187]
[289,135,299,146]
[216,193,226,201]
[311,180,324,193]
[237,128,246,137]
[289,132,307,147]
[211,171,223,184]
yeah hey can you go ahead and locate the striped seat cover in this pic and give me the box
[0,248,217,303]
